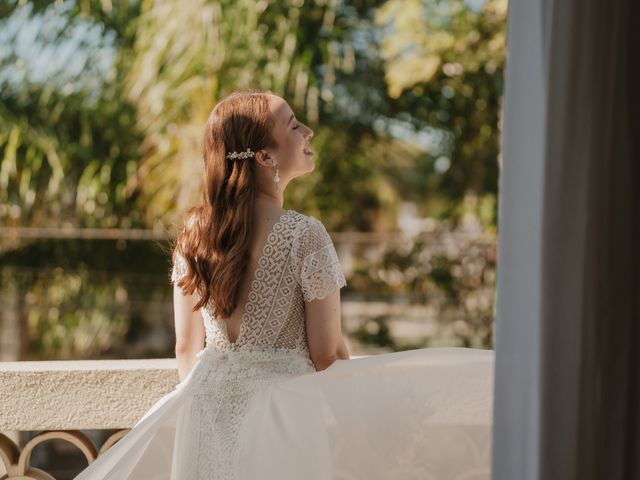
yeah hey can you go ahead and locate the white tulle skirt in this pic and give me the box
[74,347,494,480]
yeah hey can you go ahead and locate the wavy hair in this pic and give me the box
[171,89,277,316]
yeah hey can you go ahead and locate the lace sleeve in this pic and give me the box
[171,215,196,285]
[170,249,188,284]
[294,217,347,302]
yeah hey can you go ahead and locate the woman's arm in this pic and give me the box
[305,289,350,371]
[173,285,205,382]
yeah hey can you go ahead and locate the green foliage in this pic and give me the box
[2,237,175,359]
[374,0,506,222]
[23,267,130,358]
[352,315,396,349]
[0,1,145,229]
[0,87,144,228]
[348,221,497,349]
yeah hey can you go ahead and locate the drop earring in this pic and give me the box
[273,163,280,193]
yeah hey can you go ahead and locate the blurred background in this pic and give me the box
[0,0,505,364]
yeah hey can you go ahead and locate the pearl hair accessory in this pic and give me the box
[225,147,280,191]
[225,148,255,160]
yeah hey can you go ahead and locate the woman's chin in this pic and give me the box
[306,154,316,170]
[303,155,315,170]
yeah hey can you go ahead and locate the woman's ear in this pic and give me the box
[255,149,274,168]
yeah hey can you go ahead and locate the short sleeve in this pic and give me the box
[294,217,347,302]
[171,215,195,284]
[170,249,188,284]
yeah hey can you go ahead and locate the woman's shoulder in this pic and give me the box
[288,210,326,232]
[288,211,333,252]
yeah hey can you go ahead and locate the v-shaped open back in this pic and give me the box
[222,209,294,345]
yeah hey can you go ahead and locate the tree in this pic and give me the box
[374,0,507,227]
[0,0,144,234]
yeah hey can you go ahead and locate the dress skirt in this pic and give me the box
[74,347,494,480]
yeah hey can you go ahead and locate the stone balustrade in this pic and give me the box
[0,358,179,479]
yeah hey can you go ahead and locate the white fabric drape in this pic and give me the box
[493,0,639,479]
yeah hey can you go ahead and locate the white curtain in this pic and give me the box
[492,0,639,479]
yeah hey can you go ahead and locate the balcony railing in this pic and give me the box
[0,359,178,479]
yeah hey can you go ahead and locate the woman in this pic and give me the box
[75,89,494,479]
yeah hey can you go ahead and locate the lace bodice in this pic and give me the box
[170,210,347,358]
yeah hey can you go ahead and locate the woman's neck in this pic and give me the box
[255,191,284,210]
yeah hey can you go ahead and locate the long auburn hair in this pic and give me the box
[171,89,277,317]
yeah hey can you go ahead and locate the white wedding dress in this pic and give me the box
[75,209,494,480]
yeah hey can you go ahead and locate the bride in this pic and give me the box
[75,89,494,480]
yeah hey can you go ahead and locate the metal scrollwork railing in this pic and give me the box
[0,429,129,479]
